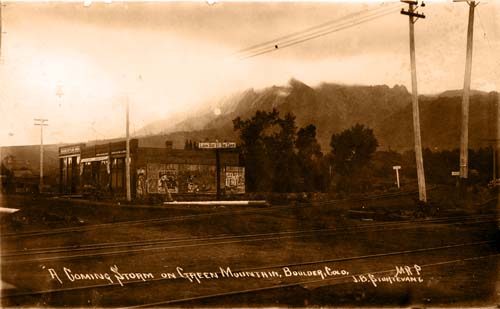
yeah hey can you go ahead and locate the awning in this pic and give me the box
[81,156,109,163]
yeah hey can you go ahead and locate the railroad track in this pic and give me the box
[1,202,320,239]
[2,212,498,264]
[296,185,440,206]
[2,238,497,305]
[0,185,464,240]
[127,250,500,308]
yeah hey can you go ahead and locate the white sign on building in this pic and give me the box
[198,142,237,149]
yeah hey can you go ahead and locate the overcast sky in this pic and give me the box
[0,0,498,146]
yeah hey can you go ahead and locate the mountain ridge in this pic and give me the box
[136,79,498,152]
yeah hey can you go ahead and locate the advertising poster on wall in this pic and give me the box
[157,164,178,194]
[178,164,217,194]
[223,166,245,194]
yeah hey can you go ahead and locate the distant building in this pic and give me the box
[1,154,41,193]
[58,139,245,199]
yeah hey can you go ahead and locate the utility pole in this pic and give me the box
[0,0,3,61]
[401,0,427,202]
[125,97,131,202]
[0,0,3,62]
[34,118,48,193]
[454,0,478,183]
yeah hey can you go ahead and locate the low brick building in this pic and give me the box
[59,139,245,199]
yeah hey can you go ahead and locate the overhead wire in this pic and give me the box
[236,2,399,57]
[476,4,500,71]
[235,3,397,56]
[242,10,397,60]
[236,2,400,60]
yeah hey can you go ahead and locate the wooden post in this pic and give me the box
[34,119,48,193]
[401,1,427,202]
[457,0,476,182]
[0,0,3,61]
[216,149,221,201]
[393,166,401,189]
[125,98,131,202]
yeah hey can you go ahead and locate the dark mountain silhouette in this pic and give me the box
[136,79,498,152]
[436,89,490,98]
[379,92,499,151]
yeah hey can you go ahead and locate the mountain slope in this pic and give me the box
[137,79,498,152]
[379,92,499,150]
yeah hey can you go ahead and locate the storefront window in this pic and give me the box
[82,162,93,186]
[111,158,125,192]
[100,160,109,191]
[60,158,67,192]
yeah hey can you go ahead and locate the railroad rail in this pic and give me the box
[0,185,474,240]
[127,251,500,308]
[1,239,497,304]
[2,213,498,264]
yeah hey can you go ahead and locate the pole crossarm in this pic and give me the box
[400,9,426,19]
[453,0,479,7]
[34,119,49,126]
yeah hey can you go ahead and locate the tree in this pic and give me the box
[330,124,378,191]
[297,125,322,159]
[296,124,328,191]
[234,109,300,192]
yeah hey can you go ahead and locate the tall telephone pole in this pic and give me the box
[0,0,3,61]
[34,118,48,193]
[125,97,131,202]
[455,0,477,182]
[401,0,427,202]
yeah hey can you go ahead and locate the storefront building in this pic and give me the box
[79,139,139,197]
[59,144,84,194]
[58,139,245,199]
[136,147,244,199]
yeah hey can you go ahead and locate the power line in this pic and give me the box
[243,9,395,59]
[238,5,397,59]
[476,5,500,72]
[241,9,397,60]
[235,3,398,57]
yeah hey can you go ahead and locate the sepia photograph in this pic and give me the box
[0,0,499,307]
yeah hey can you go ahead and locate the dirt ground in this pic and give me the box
[1,187,499,307]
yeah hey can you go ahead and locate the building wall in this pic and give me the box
[60,141,245,199]
[135,148,244,198]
